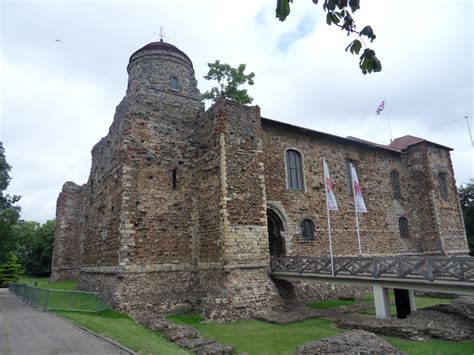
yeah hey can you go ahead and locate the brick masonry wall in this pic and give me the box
[218,101,269,265]
[198,101,284,319]
[424,145,468,253]
[262,120,421,257]
[52,43,468,321]
[114,270,200,314]
[193,105,224,264]
[78,269,119,307]
[80,101,126,268]
[51,181,85,281]
[402,143,441,252]
[118,45,203,270]
[118,96,201,268]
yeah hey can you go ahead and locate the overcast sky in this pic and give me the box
[1,0,473,223]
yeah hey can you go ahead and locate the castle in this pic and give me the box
[51,41,469,319]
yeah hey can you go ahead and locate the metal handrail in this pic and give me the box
[270,255,474,283]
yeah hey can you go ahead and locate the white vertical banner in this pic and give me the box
[350,163,367,255]
[323,159,338,211]
[350,164,367,213]
[323,158,337,276]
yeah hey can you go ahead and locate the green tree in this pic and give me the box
[275,0,381,74]
[459,179,474,256]
[0,252,20,287]
[202,60,255,105]
[0,142,21,264]
[13,220,55,275]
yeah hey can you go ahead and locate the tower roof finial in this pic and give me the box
[159,26,167,42]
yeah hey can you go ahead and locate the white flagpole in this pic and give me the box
[323,158,335,276]
[387,117,393,144]
[354,206,362,256]
[350,163,363,256]
[382,98,393,143]
[465,116,474,148]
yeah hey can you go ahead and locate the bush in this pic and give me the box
[0,252,20,287]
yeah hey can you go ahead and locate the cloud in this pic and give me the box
[1,0,472,222]
[1,55,113,222]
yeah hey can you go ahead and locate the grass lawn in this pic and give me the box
[359,294,453,316]
[169,314,345,355]
[308,299,358,310]
[17,278,101,311]
[56,310,189,354]
[168,312,474,355]
[308,292,453,317]
[17,274,49,287]
[384,336,474,355]
[14,278,188,354]
[14,277,472,354]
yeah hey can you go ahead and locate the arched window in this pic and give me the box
[170,76,178,91]
[286,149,304,190]
[399,217,409,238]
[438,172,448,199]
[390,170,401,199]
[301,219,315,240]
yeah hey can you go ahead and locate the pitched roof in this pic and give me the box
[345,136,401,153]
[261,118,403,154]
[389,135,452,151]
[261,119,453,154]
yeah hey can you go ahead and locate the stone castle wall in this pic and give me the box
[196,101,284,319]
[261,119,469,257]
[51,181,85,281]
[52,42,468,321]
[424,145,467,253]
[262,120,418,257]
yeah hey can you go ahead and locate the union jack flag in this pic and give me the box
[376,100,385,115]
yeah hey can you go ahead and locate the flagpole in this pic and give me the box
[383,98,392,143]
[387,117,393,144]
[350,163,363,256]
[465,116,474,148]
[354,207,362,256]
[323,158,335,276]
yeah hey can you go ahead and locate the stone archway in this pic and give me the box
[267,209,286,257]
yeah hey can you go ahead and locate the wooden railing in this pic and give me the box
[270,256,474,283]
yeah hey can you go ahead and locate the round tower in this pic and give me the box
[126,40,201,101]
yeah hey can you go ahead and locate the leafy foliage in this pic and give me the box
[459,179,474,256]
[13,220,55,274]
[0,142,21,264]
[0,252,20,287]
[275,0,382,74]
[202,60,255,104]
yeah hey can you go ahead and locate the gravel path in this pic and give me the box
[0,288,130,355]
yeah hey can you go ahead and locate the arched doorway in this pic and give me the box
[267,209,285,257]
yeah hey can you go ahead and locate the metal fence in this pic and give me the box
[9,283,108,312]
